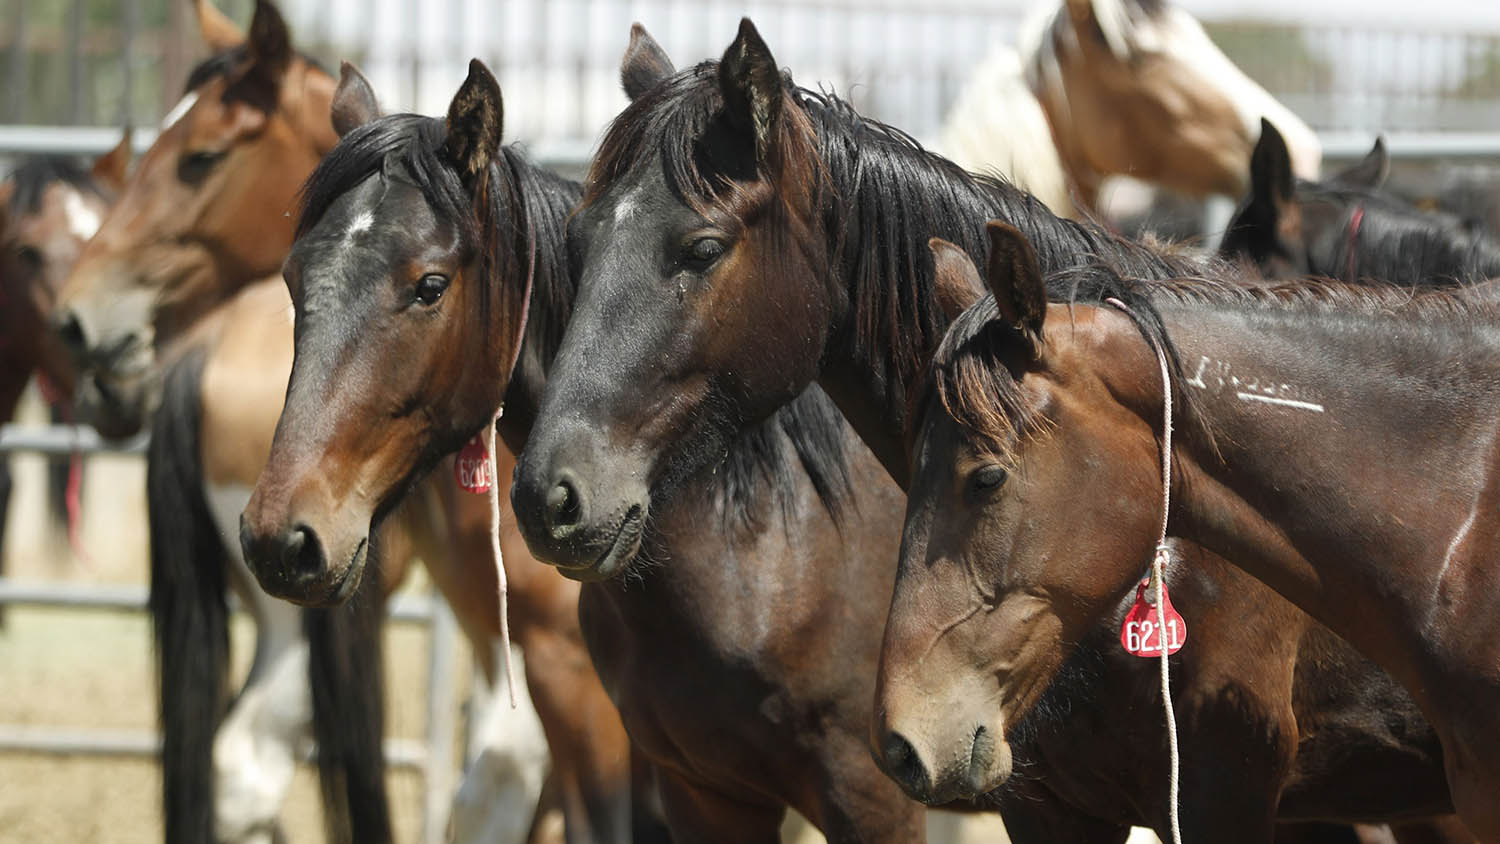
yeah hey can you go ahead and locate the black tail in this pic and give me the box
[147,347,228,844]
[305,538,392,844]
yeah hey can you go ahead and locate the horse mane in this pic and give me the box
[301,110,851,531]
[5,155,103,216]
[1301,182,1500,286]
[585,61,1194,435]
[297,113,579,372]
[926,258,1496,462]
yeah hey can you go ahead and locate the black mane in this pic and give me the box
[586,62,1199,426]
[5,155,102,216]
[298,111,852,534]
[183,45,327,94]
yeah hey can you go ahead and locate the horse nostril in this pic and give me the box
[544,474,584,537]
[880,730,931,800]
[282,524,325,578]
[53,308,88,356]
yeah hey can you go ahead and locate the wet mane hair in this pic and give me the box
[1296,181,1500,286]
[297,111,851,533]
[5,155,103,216]
[584,61,1198,420]
[925,257,1496,461]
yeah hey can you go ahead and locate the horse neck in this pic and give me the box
[813,136,1189,486]
[1341,205,1500,286]
[1134,294,1500,684]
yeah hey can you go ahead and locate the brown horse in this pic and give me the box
[1022,0,1321,209]
[880,220,1500,840]
[239,41,1460,844]
[505,21,1472,844]
[1221,119,1500,286]
[155,277,641,843]
[54,0,339,439]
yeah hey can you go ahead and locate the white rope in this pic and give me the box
[483,408,517,709]
[1106,297,1182,844]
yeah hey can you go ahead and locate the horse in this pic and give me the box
[1020,0,1321,211]
[240,36,1461,844]
[0,140,128,600]
[505,21,1474,843]
[931,0,1320,220]
[879,218,1500,840]
[1221,119,1500,286]
[49,2,607,840]
[153,275,639,843]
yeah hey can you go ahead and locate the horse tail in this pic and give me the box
[304,535,392,844]
[146,345,228,844]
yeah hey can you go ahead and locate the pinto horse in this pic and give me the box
[1222,119,1500,286]
[507,21,1471,843]
[242,34,1458,844]
[883,220,1500,840]
[0,141,128,591]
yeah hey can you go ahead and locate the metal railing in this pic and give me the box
[0,422,460,844]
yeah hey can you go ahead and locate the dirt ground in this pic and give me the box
[0,389,1030,844]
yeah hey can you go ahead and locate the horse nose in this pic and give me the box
[240,515,327,594]
[543,469,586,540]
[52,306,90,359]
[879,729,933,802]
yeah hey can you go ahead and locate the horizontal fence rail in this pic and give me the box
[0,422,461,844]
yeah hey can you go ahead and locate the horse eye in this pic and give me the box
[684,236,726,268]
[178,150,226,183]
[414,273,450,306]
[970,465,1008,493]
[15,244,43,271]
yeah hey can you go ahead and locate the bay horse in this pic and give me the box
[1221,119,1500,286]
[0,140,128,593]
[879,220,1500,840]
[1021,0,1321,210]
[153,276,639,843]
[241,39,1458,844]
[507,21,1470,843]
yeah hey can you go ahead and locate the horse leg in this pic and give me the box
[1441,716,1500,841]
[802,732,926,843]
[211,484,307,844]
[0,458,11,627]
[988,775,1131,844]
[450,642,551,844]
[655,769,784,844]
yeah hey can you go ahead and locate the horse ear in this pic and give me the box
[985,221,1047,346]
[193,0,244,52]
[1250,118,1295,213]
[1334,137,1389,190]
[331,62,381,137]
[718,18,784,165]
[91,129,133,192]
[444,59,505,189]
[621,24,674,101]
[223,0,293,113]
[927,238,984,322]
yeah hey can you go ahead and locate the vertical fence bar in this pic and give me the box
[422,594,458,844]
[69,0,86,123]
[6,0,27,123]
[121,0,138,128]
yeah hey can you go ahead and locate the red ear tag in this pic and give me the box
[1120,578,1186,658]
[455,434,493,494]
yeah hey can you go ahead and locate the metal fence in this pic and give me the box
[4,0,1500,151]
[0,422,461,844]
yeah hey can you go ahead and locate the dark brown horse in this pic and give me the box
[881,220,1500,839]
[506,20,1474,843]
[1221,119,1500,286]
[241,35,1463,844]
